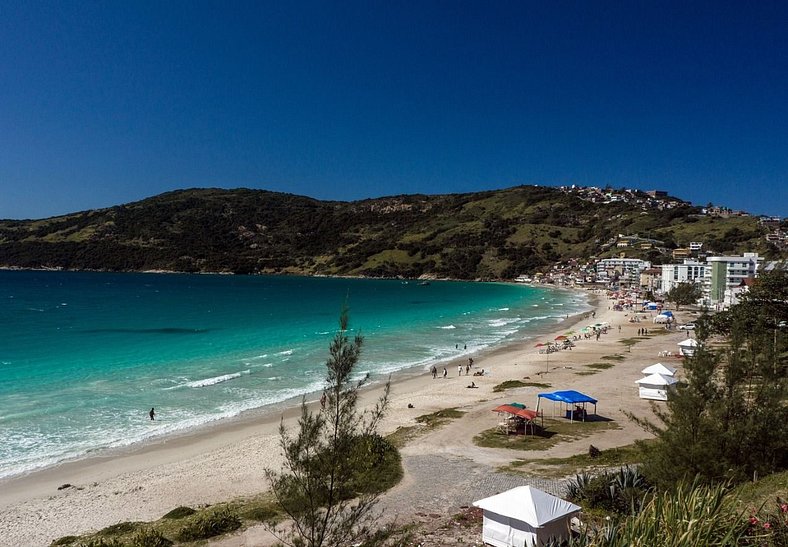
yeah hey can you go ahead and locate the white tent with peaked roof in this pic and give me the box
[641,363,676,376]
[473,485,580,547]
[635,373,679,400]
[677,338,698,356]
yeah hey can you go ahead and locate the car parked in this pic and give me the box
[677,323,696,331]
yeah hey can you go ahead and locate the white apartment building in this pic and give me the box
[704,253,763,307]
[660,260,707,294]
[596,258,651,285]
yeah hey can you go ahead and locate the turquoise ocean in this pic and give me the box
[0,270,589,479]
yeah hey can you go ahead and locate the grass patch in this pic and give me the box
[574,371,598,376]
[500,441,652,478]
[619,338,641,347]
[161,506,196,520]
[130,527,172,547]
[473,417,620,452]
[52,494,286,547]
[387,407,465,448]
[415,407,464,427]
[731,469,788,510]
[601,354,625,361]
[521,382,551,388]
[492,380,530,392]
[176,507,241,542]
[585,362,614,370]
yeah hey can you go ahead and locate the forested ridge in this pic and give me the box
[0,186,780,279]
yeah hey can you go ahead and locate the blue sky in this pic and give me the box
[1,1,786,219]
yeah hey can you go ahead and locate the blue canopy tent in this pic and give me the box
[536,390,598,422]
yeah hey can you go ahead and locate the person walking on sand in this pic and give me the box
[431,365,437,379]
[466,364,470,375]
[149,407,155,421]
[320,392,327,409]
[443,367,447,378]
[458,364,463,376]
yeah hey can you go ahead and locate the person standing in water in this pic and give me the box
[149,407,155,421]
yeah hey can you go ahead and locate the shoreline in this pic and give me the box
[0,280,588,486]
[0,287,592,495]
[3,287,672,547]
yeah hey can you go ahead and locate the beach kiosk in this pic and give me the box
[473,485,580,547]
[636,373,678,401]
[641,363,677,377]
[677,338,698,357]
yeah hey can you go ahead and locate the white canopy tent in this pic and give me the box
[636,373,679,401]
[677,338,698,356]
[473,486,580,547]
[641,363,677,376]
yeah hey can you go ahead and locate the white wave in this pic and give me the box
[437,325,456,329]
[488,318,520,328]
[277,349,294,356]
[183,370,250,388]
[497,307,510,311]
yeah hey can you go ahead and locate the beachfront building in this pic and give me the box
[639,267,662,293]
[703,253,763,308]
[660,260,707,294]
[596,258,650,287]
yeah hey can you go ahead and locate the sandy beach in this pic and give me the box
[0,289,696,546]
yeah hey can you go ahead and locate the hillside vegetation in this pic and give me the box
[0,186,780,278]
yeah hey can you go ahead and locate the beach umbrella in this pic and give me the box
[534,342,550,373]
[554,335,568,341]
[508,402,526,409]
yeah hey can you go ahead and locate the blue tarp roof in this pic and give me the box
[538,390,598,404]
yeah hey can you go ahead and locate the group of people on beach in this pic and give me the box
[431,356,477,380]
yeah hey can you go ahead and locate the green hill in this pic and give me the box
[0,186,782,279]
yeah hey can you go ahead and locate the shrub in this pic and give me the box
[51,537,80,546]
[745,497,788,547]
[97,522,142,536]
[129,528,172,547]
[72,539,123,547]
[161,506,196,520]
[566,466,650,515]
[176,508,241,541]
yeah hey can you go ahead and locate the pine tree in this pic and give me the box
[638,268,788,487]
[266,306,392,547]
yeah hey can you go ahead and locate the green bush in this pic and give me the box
[176,507,241,541]
[97,522,142,536]
[161,506,196,520]
[129,528,172,547]
[567,466,650,515]
[72,539,123,547]
[745,496,788,546]
[51,537,79,546]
